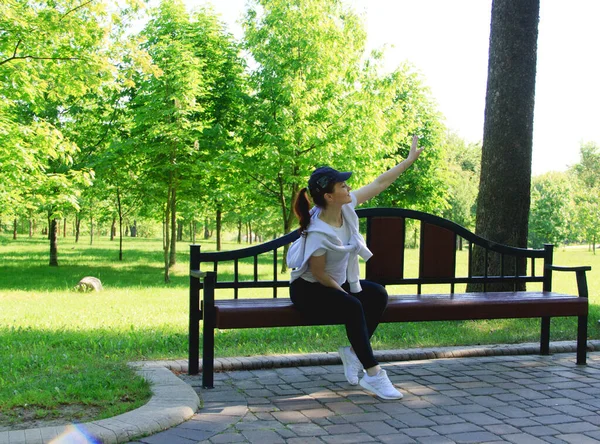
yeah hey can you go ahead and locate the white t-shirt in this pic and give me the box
[300,216,351,286]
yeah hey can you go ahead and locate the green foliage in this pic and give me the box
[528,172,572,248]
[440,132,481,229]
[570,142,600,251]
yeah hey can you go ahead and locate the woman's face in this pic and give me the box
[327,181,352,205]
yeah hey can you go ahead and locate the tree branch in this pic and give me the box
[59,0,96,22]
[246,171,280,198]
[0,55,82,66]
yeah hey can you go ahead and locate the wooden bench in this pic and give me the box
[189,208,591,388]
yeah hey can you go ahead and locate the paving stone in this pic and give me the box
[209,432,247,443]
[550,421,599,434]
[321,432,377,443]
[286,423,328,437]
[556,434,600,444]
[270,411,310,424]
[443,431,501,443]
[457,412,502,426]
[325,401,365,415]
[482,424,521,435]
[415,436,457,444]
[402,427,439,438]
[323,424,362,435]
[377,433,417,443]
[355,420,398,436]
[503,433,550,444]
[432,422,484,435]
[532,414,579,425]
[431,414,467,425]
[240,429,285,443]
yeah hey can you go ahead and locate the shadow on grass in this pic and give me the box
[0,263,193,291]
[0,236,288,291]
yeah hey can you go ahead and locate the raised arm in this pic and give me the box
[353,135,424,206]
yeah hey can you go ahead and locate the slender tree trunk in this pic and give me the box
[63,217,66,238]
[29,218,33,238]
[237,219,242,243]
[169,186,177,266]
[90,203,94,246]
[204,217,210,239]
[216,207,222,251]
[49,218,58,266]
[163,188,172,283]
[110,217,116,241]
[248,221,252,245]
[13,218,17,240]
[469,0,539,292]
[280,180,299,272]
[75,214,81,243]
[177,221,183,242]
[117,187,123,261]
[192,220,197,244]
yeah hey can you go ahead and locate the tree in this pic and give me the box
[0,0,141,265]
[571,142,600,253]
[442,132,481,235]
[471,0,540,290]
[241,0,446,271]
[528,172,572,248]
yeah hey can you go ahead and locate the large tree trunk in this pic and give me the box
[470,0,539,292]
[49,218,58,266]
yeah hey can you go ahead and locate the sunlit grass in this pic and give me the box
[0,233,598,427]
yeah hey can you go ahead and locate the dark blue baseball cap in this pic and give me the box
[308,166,352,195]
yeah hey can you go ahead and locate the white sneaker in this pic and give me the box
[359,369,403,400]
[338,346,364,385]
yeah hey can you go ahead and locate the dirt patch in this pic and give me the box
[0,404,103,432]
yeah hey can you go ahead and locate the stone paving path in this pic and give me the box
[130,352,600,444]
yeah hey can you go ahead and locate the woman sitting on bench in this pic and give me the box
[287,135,424,400]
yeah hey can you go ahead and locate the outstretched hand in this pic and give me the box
[408,135,425,162]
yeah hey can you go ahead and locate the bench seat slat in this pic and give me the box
[213,292,587,329]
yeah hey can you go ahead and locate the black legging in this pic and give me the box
[290,278,388,369]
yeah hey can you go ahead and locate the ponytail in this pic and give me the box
[293,188,311,233]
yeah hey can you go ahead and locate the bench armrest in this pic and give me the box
[545,265,591,273]
[545,264,591,298]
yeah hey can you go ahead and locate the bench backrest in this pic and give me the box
[190,208,554,298]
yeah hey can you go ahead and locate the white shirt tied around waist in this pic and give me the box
[287,192,372,293]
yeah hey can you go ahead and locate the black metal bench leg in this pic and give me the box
[540,317,550,355]
[202,272,216,389]
[202,320,215,388]
[577,315,587,365]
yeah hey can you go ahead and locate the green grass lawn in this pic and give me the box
[1,233,598,427]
